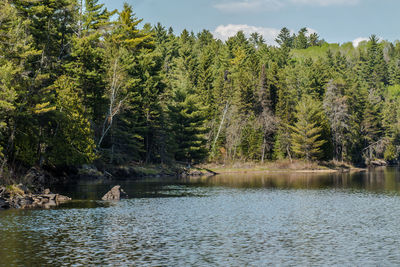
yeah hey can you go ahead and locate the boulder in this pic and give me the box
[102,185,128,201]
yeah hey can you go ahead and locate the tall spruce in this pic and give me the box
[290,96,327,161]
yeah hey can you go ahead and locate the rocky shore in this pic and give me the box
[0,186,71,210]
[0,163,214,210]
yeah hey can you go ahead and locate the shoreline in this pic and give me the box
[0,162,384,211]
[196,161,367,175]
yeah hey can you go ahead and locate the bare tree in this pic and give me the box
[323,80,350,161]
[225,106,244,161]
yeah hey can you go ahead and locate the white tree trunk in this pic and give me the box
[98,55,125,148]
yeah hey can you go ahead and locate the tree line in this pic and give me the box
[1,0,400,178]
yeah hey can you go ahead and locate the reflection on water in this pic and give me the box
[1,167,400,266]
[190,167,400,193]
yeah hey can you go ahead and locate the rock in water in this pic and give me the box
[102,185,128,201]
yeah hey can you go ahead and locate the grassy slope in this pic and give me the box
[290,41,369,61]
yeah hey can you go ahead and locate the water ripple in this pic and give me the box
[2,169,400,266]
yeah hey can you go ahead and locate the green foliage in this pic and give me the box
[83,0,116,32]
[294,28,309,49]
[47,76,96,166]
[275,27,294,48]
[3,1,400,178]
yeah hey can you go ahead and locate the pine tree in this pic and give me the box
[294,28,309,49]
[308,33,321,47]
[388,59,400,85]
[230,46,256,115]
[167,32,207,162]
[196,43,216,120]
[168,89,207,163]
[290,96,327,161]
[362,98,382,147]
[382,85,400,160]
[274,65,297,160]
[67,0,115,137]
[275,27,294,48]
[361,35,388,95]
[343,80,366,163]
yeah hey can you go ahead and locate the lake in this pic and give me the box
[1,167,400,266]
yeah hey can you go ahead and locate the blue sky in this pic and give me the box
[101,0,399,46]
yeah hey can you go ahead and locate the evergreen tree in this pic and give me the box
[361,35,388,94]
[11,0,78,167]
[46,76,96,166]
[168,89,207,163]
[290,96,327,161]
[0,1,32,166]
[275,27,294,48]
[67,0,115,137]
[308,33,321,47]
[294,28,309,49]
[196,43,216,119]
[382,85,400,160]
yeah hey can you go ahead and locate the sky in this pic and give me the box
[101,0,400,46]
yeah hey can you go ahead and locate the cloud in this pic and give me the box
[213,24,317,45]
[213,24,281,45]
[214,0,360,12]
[352,37,368,47]
[290,0,360,6]
[305,27,317,36]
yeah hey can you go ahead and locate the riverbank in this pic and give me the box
[0,159,367,210]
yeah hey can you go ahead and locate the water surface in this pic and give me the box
[1,167,400,266]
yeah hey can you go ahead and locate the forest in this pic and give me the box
[1,0,400,179]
